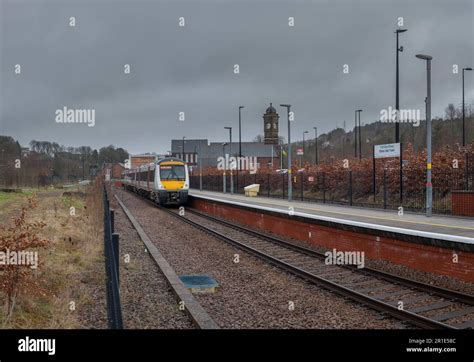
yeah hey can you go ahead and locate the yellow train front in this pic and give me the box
[154,158,189,206]
[121,157,189,206]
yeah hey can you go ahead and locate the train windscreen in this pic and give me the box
[160,165,185,181]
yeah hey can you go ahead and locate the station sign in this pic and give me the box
[374,143,400,159]
[308,176,315,182]
[296,148,304,155]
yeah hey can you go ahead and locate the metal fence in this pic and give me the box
[190,168,474,215]
[103,186,123,329]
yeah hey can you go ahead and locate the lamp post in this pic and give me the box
[280,104,292,201]
[224,126,233,194]
[395,28,408,143]
[462,67,472,190]
[238,106,244,157]
[182,136,186,161]
[302,130,308,167]
[222,142,228,193]
[280,140,284,170]
[356,109,363,160]
[354,110,357,158]
[462,67,472,147]
[313,126,318,164]
[198,143,202,191]
[416,54,433,216]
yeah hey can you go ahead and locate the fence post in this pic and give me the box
[301,173,304,201]
[110,209,115,234]
[236,171,239,193]
[322,172,326,204]
[282,173,285,199]
[465,153,469,190]
[267,173,270,197]
[383,168,387,209]
[349,170,353,206]
[400,142,403,203]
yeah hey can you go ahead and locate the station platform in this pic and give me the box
[189,190,474,248]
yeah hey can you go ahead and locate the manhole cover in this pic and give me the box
[179,274,219,294]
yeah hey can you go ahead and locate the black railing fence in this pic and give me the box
[103,186,123,329]
[190,168,474,215]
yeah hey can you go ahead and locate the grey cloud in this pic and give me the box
[1,0,472,154]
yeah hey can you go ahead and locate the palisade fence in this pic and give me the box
[103,185,123,329]
[190,168,474,214]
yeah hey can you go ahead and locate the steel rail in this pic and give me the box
[159,207,458,329]
[185,208,474,306]
[123,189,472,329]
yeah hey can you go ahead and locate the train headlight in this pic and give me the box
[158,183,165,189]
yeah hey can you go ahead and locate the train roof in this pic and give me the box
[157,157,185,164]
[122,157,185,173]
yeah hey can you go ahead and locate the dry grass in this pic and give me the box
[0,183,106,329]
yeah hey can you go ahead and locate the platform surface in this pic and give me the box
[189,190,474,244]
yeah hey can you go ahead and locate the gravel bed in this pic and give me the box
[109,190,195,329]
[113,188,403,329]
[209,212,474,296]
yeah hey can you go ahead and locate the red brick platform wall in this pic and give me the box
[192,198,474,283]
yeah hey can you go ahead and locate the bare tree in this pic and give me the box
[445,104,457,144]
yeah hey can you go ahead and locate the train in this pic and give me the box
[121,157,189,206]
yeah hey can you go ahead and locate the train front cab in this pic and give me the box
[156,159,189,206]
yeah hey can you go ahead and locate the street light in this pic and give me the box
[313,126,318,164]
[416,53,433,216]
[224,126,233,194]
[302,131,309,166]
[356,109,363,160]
[222,142,228,193]
[182,136,186,161]
[197,143,202,191]
[280,104,292,201]
[395,28,408,143]
[462,67,472,147]
[238,106,244,157]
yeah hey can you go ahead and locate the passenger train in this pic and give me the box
[121,157,189,206]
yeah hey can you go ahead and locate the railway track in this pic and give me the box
[124,189,474,329]
[164,207,474,329]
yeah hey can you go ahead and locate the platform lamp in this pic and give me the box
[280,104,292,202]
[416,54,433,216]
[238,106,244,158]
[313,126,318,165]
[356,109,363,160]
[395,28,408,143]
[302,130,309,167]
[462,67,472,190]
[182,136,186,161]
[462,67,473,146]
[224,126,233,194]
[222,142,228,194]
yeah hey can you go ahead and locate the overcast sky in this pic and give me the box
[1,0,473,154]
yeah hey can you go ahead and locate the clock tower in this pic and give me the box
[263,103,279,144]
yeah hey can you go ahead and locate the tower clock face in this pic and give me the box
[273,122,277,129]
[266,122,271,130]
